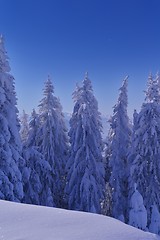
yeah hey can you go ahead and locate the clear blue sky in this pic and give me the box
[1,0,160,117]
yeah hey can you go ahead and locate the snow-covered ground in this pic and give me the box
[0,200,159,240]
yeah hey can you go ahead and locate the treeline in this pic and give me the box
[0,36,160,235]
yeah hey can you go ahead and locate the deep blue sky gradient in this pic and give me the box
[1,0,160,116]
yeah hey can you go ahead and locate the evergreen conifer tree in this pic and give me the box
[0,35,24,201]
[22,109,54,206]
[65,73,105,213]
[101,182,112,216]
[36,76,69,207]
[129,73,160,230]
[129,183,147,230]
[108,77,131,222]
[20,110,29,144]
[26,109,41,148]
[149,204,160,235]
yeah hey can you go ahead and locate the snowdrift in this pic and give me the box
[0,200,159,240]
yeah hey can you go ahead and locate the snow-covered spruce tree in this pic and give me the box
[0,35,24,201]
[127,109,139,218]
[65,73,105,214]
[155,72,160,97]
[104,133,112,183]
[22,147,51,206]
[20,110,29,145]
[129,183,147,230]
[101,182,112,216]
[35,76,69,208]
[22,109,54,206]
[26,109,41,148]
[108,77,131,222]
[129,73,160,232]
[149,204,160,235]
[102,128,113,216]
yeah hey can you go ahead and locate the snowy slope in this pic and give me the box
[0,200,159,240]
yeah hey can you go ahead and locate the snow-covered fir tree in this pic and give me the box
[129,73,160,231]
[145,73,160,103]
[129,183,147,231]
[101,182,112,216]
[149,204,160,235]
[108,77,131,222]
[104,135,112,183]
[127,108,139,223]
[0,35,24,201]
[20,110,29,144]
[102,137,112,216]
[22,147,54,206]
[155,72,160,96]
[26,109,40,148]
[35,76,69,207]
[65,72,105,214]
[22,109,54,206]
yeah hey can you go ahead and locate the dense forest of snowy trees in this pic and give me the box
[1,36,160,235]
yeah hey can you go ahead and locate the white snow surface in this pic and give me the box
[0,200,159,240]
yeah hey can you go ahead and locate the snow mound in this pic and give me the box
[0,200,159,240]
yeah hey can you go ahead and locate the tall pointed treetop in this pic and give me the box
[20,110,29,145]
[117,76,129,107]
[145,73,160,103]
[156,71,160,86]
[0,35,10,73]
[39,76,58,116]
[43,75,54,95]
[82,72,93,92]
